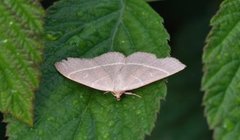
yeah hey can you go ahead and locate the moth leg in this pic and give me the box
[124,92,142,98]
[104,91,110,94]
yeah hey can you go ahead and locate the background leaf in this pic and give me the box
[0,0,44,125]
[6,0,170,139]
[202,0,240,139]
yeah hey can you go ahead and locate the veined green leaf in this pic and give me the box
[202,0,240,139]
[0,0,44,125]
[6,0,170,139]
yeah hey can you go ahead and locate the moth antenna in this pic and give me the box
[124,92,142,98]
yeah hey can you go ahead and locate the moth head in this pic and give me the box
[112,91,124,101]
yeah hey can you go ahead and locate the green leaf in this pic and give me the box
[0,0,44,125]
[6,0,170,139]
[202,0,240,139]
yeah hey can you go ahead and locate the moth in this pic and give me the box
[55,52,186,100]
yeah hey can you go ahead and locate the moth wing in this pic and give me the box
[116,52,186,91]
[55,52,125,91]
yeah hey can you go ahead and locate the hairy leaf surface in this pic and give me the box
[202,0,240,139]
[7,0,170,139]
[0,0,44,125]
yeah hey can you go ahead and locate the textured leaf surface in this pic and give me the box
[202,0,240,139]
[0,0,44,125]
[6,0,170,139]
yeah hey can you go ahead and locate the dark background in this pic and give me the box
[0,0,221,139]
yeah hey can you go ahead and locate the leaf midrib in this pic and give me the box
[110,0,125,51]
[213,63,240,127]
[205,15,240,62]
